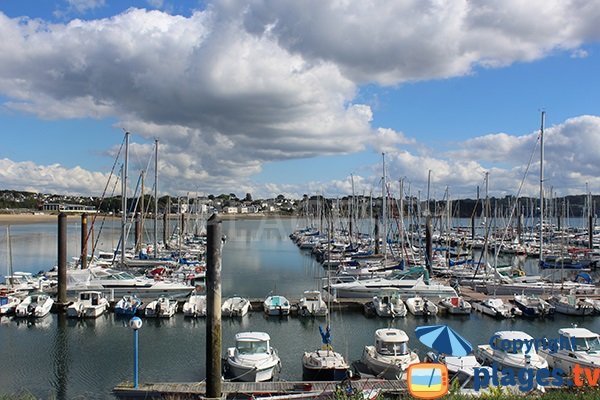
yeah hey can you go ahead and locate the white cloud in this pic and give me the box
[0,3,599,197]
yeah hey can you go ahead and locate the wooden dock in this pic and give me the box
[113,379,406,399]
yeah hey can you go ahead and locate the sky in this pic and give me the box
[1,0,600,200]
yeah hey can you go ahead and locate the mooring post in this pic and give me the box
[206,214,222,399]
[81,213,88,269]
[425,215,433,276]
[163,212,169,250]
[135,212,141,253]
[57,212,67,307]
[374,214,380,255]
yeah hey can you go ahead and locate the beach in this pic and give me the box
[0,212,292,225]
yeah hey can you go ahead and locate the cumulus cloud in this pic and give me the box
[0,2,599,197]
[0,159,111,195]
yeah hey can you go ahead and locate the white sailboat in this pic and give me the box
[302,222,350,381]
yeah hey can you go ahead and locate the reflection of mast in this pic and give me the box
[539,111,545,259]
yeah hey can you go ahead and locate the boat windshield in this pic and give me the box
[573,337,600,352]
[378,341,408,356]
[237,340,269,355]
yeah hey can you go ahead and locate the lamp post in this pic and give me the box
[129,316,143,388]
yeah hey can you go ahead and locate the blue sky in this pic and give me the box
[1,0,599,199]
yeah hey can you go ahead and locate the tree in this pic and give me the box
[244,193,252,202]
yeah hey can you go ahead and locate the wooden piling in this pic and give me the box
[57,213,67,307]
[81,213,88,269]
[206,214,222,399]
[425,215,433,276]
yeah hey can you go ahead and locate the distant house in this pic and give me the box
[224,207,238,214]
[43,203,96,213]
[238,206,248,214]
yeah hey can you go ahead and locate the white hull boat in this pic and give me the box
[372,292,407,317]
[439,296,472,315]
[472,298,519,318]
[0,294,21,315]
[263,295,291,316]
[226,332,280,382]
[361,328,419,380]
[144,295,178,318]
[183,292,207,317]
[298,291,327,317]
[328,275,457,299]
[539,327,600,374]
[476,330,548,370]
[67,290,109,318]
[15,292,54,318]
[547,295,594,316]
[222,296,251,317]
[405,296,438,316]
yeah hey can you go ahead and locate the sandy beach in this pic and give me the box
[0,212,292,225]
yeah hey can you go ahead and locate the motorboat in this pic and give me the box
[476,330,548,370]
[513,294,555,318]
[328,274,457,299]
[539,327,600,374]
[225,332,281,382]
[67,290,109,318]
[439,296,472,315]
[144,295,178,318]
[472,297,519,318]
[222,296,251,317]
[547,294,594,316]
[298,290,327,317]
[405,296,438,316]
[263,295,291,316]
[65,266,193,298]
[183,291,207,317]
[361,328,420,380]
[302,345,350,381]
[15,292,54,318]
[0,293,21,315]
[114,294,143,316]
[372,291,407,318]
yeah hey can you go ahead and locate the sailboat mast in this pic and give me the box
[382,153,387,259]
[154,139,158,258]
[539,112,545,259]
[121,131,129,265]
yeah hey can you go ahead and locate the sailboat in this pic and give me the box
[302,217,350,381]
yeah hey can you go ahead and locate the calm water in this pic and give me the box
[1,217,599,399]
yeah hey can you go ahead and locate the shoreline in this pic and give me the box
[0,212,294,225]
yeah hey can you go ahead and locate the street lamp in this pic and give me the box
[129,316,143,388]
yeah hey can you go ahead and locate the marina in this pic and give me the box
[2,216,600,399]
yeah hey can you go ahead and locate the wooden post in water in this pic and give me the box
[57,213,67,307]
[425,215,433,276]
[163,212,169,250]
[135,212,141,253]
[81,213,88,269]
[374,214,380,254]
[206,214,222,399]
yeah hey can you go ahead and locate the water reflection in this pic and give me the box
[52,313,70,400]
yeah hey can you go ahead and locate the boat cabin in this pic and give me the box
[374,328,410,356]
[558,328,600,352]
[78,291,104,306]
[235,332,271,355]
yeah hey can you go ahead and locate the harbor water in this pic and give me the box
[1,217,599,399]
